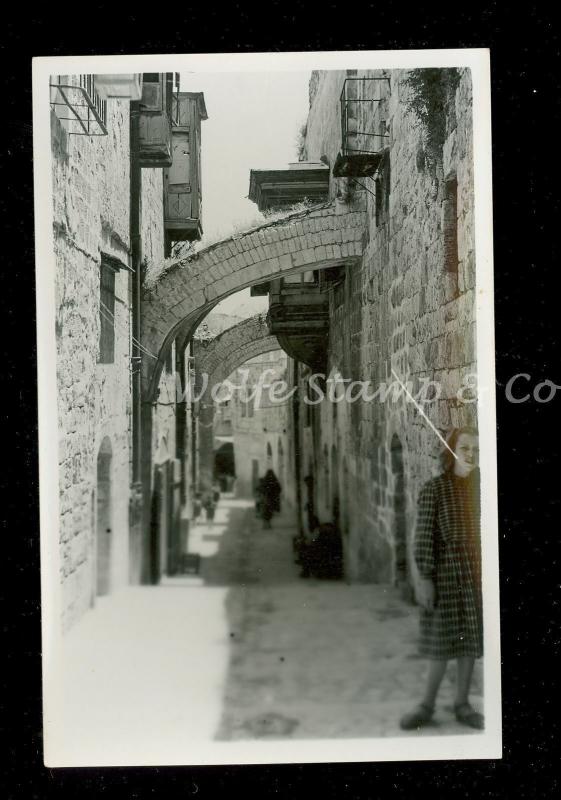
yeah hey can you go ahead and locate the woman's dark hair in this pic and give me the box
[441,426,479,473]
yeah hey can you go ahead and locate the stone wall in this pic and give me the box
[143,166,178,483]
[301,68,476,586]
[52,94,133,630]
[52,85,175,627]
[230,352,291,500]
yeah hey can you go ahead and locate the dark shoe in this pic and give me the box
[454,702,484,730]
[399,703,434,731]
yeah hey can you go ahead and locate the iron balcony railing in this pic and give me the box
[333,76,392,178]
[50,74,108,136]
[339,76,391,157]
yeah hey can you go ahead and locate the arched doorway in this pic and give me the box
[96,437,113,596]
[214,441,235,491]
[304,462,316,532]
[390,434,408,585]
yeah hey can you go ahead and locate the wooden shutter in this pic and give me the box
[99,261,116,363]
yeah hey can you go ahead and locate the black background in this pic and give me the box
[2,3,559,797]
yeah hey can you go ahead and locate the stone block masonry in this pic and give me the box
[52,97,134,630]
[302,68,477,586]
[141,206,366,400]
[52,95,172,630]
[132,67,477,594]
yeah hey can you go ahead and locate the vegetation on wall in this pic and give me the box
[403,68,461,166]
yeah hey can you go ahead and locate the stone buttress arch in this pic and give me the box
[141,202,365,400]
[195,313,278,393]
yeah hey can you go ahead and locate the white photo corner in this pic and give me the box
[33,50,500,767]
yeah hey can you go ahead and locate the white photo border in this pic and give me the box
[34,48,500,766]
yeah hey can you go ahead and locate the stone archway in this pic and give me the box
[196,313,278,392]
[139,201,365,584]
[141,202,365,400]
[194,314,282,494]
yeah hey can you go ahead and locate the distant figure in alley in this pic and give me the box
[202,488,218,523]
[257,469,282,529]
[400,427,484,732]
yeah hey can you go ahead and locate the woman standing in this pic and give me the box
[400,426,484,731]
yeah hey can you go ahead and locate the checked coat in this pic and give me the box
[414,469,483,660]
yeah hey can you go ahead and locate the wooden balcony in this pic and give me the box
[137,74,174,168]
[248,162,330,213]
[267,277,330,374]
[138,112,172,167]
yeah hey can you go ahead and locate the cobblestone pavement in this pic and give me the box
[198,496,483,741]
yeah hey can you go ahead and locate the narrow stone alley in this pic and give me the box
[43,65,497,770]
[202,496,483,740]
[53,492,482,763]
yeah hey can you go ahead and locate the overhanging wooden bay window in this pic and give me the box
[137,73,177,168]
[164,92,208,250]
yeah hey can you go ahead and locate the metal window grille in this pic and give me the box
[50,74,108,136]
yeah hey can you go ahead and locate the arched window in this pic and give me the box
[96,437,113,596]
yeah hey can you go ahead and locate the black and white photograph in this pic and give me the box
[33,50,500,766]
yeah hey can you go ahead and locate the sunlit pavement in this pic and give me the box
[208,497,483,740]
[52,582,231,765]
[51,493,483,763]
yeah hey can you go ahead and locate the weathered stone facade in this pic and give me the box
[300,68,476,586]
[52,79,190,628]
[52,67,477,631]
[142,68,476,590]
[141,204,365,399]
[52,90,135,629]
[143,164,182,508]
